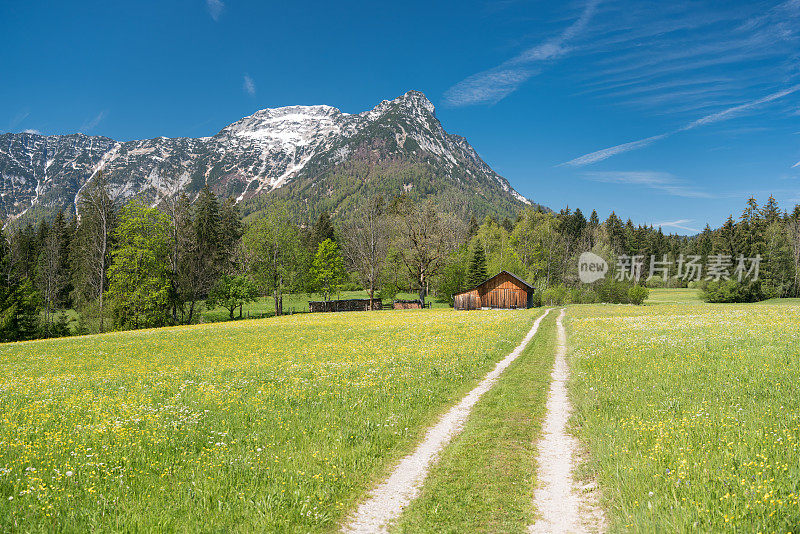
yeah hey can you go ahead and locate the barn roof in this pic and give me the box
[455,270,535,296]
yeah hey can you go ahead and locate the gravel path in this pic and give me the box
[529,309,605,534]
[342,309,552,534]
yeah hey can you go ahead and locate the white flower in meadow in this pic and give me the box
[649,491,654,497]
[66,471,73,477]
[256,448,262,452]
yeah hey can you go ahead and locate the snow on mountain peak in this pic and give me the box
[221,104,350,147]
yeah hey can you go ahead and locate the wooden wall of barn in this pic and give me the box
[454,290,480,310]
[454,272,531,310]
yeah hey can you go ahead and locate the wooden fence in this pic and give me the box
[392,299,430,310]
[308,299,383,313]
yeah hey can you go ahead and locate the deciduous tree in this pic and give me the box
[341,199,389,301]
[71,171,115,333]
[107,201,172,330]
[395,201,464,303]
[206,274,258,320]
[312,239,346,301]
[243,204,300,316]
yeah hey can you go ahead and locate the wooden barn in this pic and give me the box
[453,271,535,310]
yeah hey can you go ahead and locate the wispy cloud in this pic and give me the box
[444,0,600,106]
[678,84,800,130]
[652,219,701,233]
[573,1,799,118]
[563,84,800,166]
[80,111,107,133]
[207,0,224,21]
[582,170,713,198]
[793,160,800,168]
[22,128,41,135]
[243,74,256,96]
[564,134,669,167]
[9,110,30,130]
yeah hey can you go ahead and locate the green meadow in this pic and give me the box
[3,289,800,532]
[0,308,537,532]
[567,292,800,532]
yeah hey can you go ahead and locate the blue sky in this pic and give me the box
[2,0,799,231]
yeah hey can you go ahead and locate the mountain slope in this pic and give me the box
[0,91,531,225]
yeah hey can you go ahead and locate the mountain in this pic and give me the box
[0,91,531,225]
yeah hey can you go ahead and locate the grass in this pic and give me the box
[393,310,556,533]
[566,300,800,532]
[0,307,538,532]
[644,288,702,305]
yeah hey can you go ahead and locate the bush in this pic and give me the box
[700,279,763,303]
[595,279,632,304]
[628,285,650,305]
[645,276,665,288]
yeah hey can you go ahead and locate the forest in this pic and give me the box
[1,172,798,342]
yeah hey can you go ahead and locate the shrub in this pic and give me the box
[595,279,632,304]
[627,285,650,305]
[700,280,763,303]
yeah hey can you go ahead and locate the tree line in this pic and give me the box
[2,181,798,341]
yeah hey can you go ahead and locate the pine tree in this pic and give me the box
[605,212,626,253]
[761,195,781,224]
[307,211,336,250]
[714,215,737,255]
[0,279,40,342]
[589,210,600,228]
[183,185,226,323]
[468,215,479,238]
[466,240,488,288]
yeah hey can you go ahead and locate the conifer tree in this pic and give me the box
[466,239,488,288]
[307,211,336,250]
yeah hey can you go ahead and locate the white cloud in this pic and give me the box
[243,74,256,96]
[22,128,41,135]
[678,84,800,131]
[562,84,800,166]
[207,0,224,21]
[582,170,713,198]
[80,111,106,132]
[9,110,30,129]
[792,160,800,168]
[444,0,600,106]
[562,134,669,167]
[652,219,701,233]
